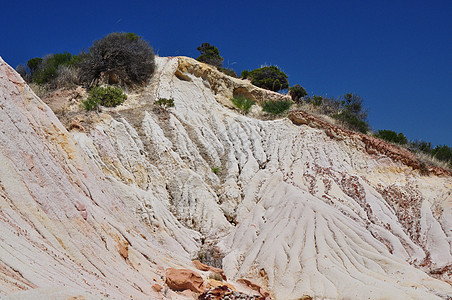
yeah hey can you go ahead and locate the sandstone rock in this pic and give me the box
[152,283,163,292]
[117,239,129,259]
[1,55,452,300]
[237,279,270,298]
[165,268,205,293]
[205,279,236,291]
[193,260,227,280]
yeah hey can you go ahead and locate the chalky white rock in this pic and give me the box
[0,56,451,299]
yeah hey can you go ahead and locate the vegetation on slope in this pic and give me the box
[241,66,289,92]
[80,32,155,86]
[81,86,127,111]
[15,35,451,169]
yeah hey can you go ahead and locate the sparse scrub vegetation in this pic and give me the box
[298,93,369,133]
[81,86,127,111]
[331,93,369,133]
[217,67,237,78]
[231,95,255,114]
[155,98,175,109]
[408,141,452,169]
[333,111,369,133]
[262,99,293,115]
[16,37,450,168]
[17,52,81,88]
[33,52,73,85]
[375,130,408,145]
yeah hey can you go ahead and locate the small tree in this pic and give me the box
[289,84,308,103]
[196,43,224,68]
[247,66,289,92]
[333,93,369,133]
[80,32,155,86]
[342,93,367,121]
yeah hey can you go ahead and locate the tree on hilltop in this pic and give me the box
[196,43,224,68]
[80,32,155,86]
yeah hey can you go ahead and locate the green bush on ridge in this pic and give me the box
[375,130,408,144]
[242,66,289,92]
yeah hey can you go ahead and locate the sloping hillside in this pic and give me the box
[1,56,451,299]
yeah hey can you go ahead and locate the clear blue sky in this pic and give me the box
[1,0,451,146]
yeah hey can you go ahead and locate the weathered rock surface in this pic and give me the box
[193,260,227,280]
[165,268,205,293]
[0,57,194,299]
[1,55,452,299]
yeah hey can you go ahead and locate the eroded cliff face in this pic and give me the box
[1,56,451,299]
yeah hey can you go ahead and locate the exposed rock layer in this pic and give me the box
[0,56,451,299]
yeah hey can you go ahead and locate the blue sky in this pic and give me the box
[1,0,451,146]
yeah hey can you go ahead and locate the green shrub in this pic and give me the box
[82,86,127,111]
[32,52,73,84]
[331,93,369,133]
[155,97,175,109]
[80,32,155,86]
[432,145,452,164]
[333,111,369,133]
[211,166,221,174]
[262,100,293,115]
[289,84,308,103]
[81,96,100,111]
[375,130,408,144]
[408,141,452,169]
[240,70,250,79]
[247,66,289,92]
[217,67,237,77]
[342,93,368,121]
[231,96,255,114]
[24,52,80,87]
[311,95,324,106]
[409,140,433,153]
[27,57,43,76]
[33,66,57,84]
[196,43,224,68]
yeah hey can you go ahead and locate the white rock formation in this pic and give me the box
[0,55,451,299]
